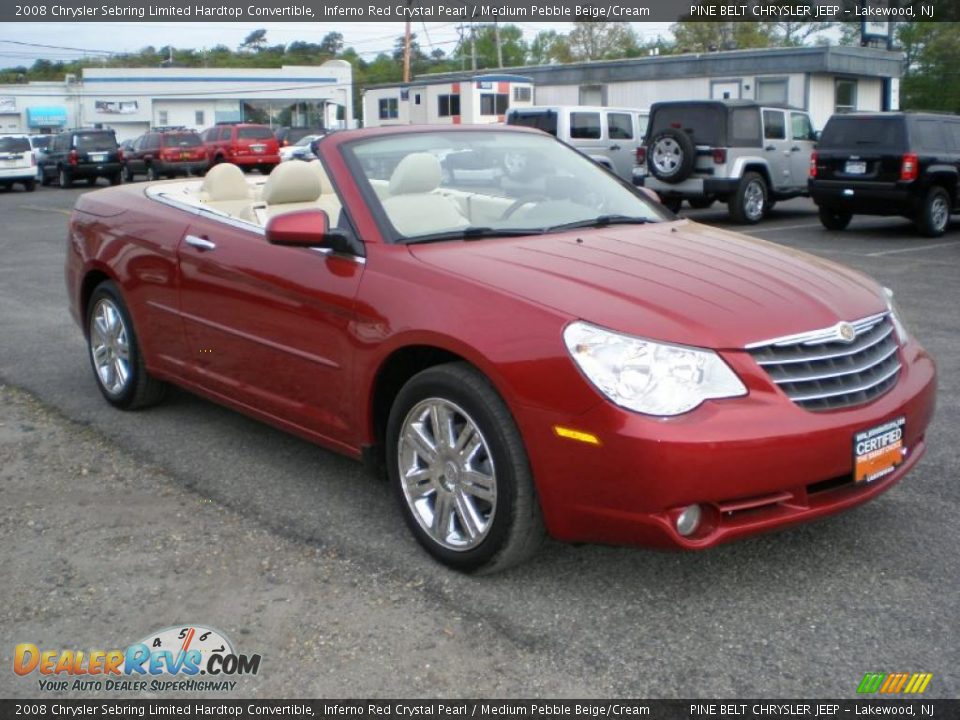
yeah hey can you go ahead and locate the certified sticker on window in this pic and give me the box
[854,417,906,483]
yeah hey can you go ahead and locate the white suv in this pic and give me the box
[0,134,37,192]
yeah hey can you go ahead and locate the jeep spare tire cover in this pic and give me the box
[648,128,696,184]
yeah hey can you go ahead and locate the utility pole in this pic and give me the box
[494,21,503,68]
[403,19,411,83]
[470,23,477,71]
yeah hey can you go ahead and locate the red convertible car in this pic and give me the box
[66,125,937,573]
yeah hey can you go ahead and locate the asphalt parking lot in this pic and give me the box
[1,181,957,699]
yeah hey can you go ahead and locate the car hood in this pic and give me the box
[408,219,887,349]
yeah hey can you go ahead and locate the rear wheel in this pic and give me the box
[86,177,97,187]
[916,186,951,237]
[729,172,768,224]
[661,197,683,214]
[109,172,122,186]
[124,165,135,182]
[23,178,36,192]
[58,167,72,189]
[258,164,277,175]
[386,363,544,573]
[41,167,52,186]
[145,165,158,182]
[648,128,695,183]
[818,206,852,231]
[86,281,167,410]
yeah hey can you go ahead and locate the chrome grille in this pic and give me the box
[747,313,902,411]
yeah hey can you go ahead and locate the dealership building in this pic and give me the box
[0,61,353,140]
[363,45,902,131]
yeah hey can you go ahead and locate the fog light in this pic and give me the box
[676,504,702,537]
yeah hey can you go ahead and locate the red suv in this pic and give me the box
[200,123,280,174]
[124,129,208,181]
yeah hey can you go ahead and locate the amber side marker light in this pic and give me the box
[553,426,601,446]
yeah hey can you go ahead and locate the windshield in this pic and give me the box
[346,130,664,243]
[76,133,117,151]
[30,136,51,149]
[0,137,31,152]
[819,117,906,151]
[162,133,201,147]
[238,126,273,140]
[294,134,321,147]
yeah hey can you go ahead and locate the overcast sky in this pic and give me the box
[1,22,675,68]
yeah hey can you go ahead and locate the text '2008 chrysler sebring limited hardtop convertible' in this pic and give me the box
[65,125,937,573]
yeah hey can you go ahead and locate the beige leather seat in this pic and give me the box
[252,160,322,224]
[381,153,469,236]
[199,163,252,216]
[307,160,345,219]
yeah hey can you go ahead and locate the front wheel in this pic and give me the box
[86,281,167,410]
[729,172,768,224]
[818,206,852,231]
[916,186,951,237]
[386,363,544,573]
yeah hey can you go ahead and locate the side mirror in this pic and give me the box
[265,210,362,257]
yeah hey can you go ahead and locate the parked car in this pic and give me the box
[66,126,936,573]
[199,123,279,173]
[124,129,207,181]
[809,111,960,237]
[506,105,648,183]
[639,100,818,222]
[40,128,122,188]
[275,126,324,148]
[29,134,53,183]
[0,134,38,192]
[279,133,323,162]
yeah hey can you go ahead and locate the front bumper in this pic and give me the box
[517,341,937,549]
[0,167,35,181]
[230,154,280,166]
[69,162,122,178]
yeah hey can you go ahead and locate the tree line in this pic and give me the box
[2,22,958,117]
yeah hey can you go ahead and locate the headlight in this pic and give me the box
[883,287,909,344]
[563,321,747,416]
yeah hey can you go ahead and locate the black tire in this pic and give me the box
[109,172,122,186]
[916,185,951,238]
[23,178,36,192]
[145,165,157,182]
[661,197,683,214]
[647,128,696,184]
[818,206,852,231]
[58,167,72,189]
[386,362,545,574]
[124,165,135,182]
[86,281,167,410]
[86,177,97,186]
[763,199,777,217]
[258,164,277,175]
[687,197,714,210]
[728,172,768,224]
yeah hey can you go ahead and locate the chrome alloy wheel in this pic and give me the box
[398,398,497,551]
[89,297,131,396]
[931,194,949,233]
[743,179,765,221]
[652,137,682,176]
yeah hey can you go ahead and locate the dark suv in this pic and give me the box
[124,129,207,181]
[41,129,122,188]
[639,100,817,223]
[810,112,959,237]
[199,123,280,173]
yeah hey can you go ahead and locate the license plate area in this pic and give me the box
[845,160,867,175]
[854,417,905,483]
[89,153,107,162]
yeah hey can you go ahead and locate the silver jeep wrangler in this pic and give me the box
[640,100,818,223]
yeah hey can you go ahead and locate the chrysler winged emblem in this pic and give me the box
[838,322,856,343]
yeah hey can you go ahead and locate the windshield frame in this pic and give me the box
[340,128,666,245]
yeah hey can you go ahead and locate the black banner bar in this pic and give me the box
[0,699,956,720]
[2,0,957,24]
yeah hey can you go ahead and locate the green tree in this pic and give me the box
[899,22,960,113]
[240,29,267,52]
[527,30,572,65]
[453,24,527,68]
[566,22,639,61]
[672,20,776,52]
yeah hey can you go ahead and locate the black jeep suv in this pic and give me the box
[40,129,122,188]
[809,112,960,237]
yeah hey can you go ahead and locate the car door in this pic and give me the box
[128,135,147,175]
[761,109,791,191]
[567,110,606,168]
[788,112,817,189]
[176,213,365,445]
[604,111,637,181]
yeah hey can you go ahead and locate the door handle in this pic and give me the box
[609,144,621,151]
[765,145,776,152]
[791,146,801,152]
[185,235,216,251]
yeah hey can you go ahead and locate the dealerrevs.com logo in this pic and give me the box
[14,625,261,693]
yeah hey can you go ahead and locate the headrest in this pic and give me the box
[388,153,442,195]
[200,163,249,201]
[262,161,322,205]
[307,159,336,196]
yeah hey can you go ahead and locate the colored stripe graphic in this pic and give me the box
[858,672,932,694]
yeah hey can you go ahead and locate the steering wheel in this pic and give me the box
[502,194,551,219]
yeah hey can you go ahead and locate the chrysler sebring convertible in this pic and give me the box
[65,125,937,573]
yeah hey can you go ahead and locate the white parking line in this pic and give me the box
[867,240,958,257]
[741,223,823,234]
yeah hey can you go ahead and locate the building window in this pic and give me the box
[414,94,421,105]
[438,94,461,117]
[836,79,857,113]
[513,86,531,102]
[195,110,204,126]
[480,93,509,116]
[157,110,168,126]
[757,78,788,105]
[378,97,398,120]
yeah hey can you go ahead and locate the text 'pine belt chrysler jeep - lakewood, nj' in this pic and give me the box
[638,100,818,223]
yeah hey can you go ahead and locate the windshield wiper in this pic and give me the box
[402,226,546,245]
[546,215,655,232]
